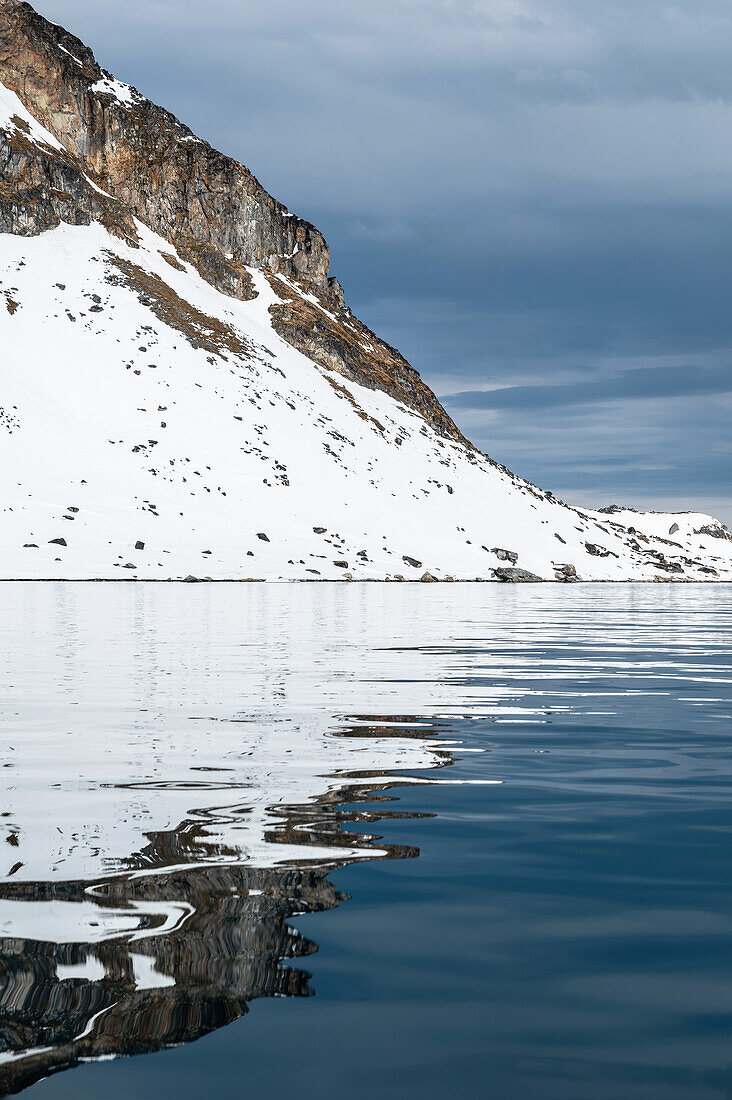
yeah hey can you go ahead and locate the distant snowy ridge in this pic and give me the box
[1,2,731,581]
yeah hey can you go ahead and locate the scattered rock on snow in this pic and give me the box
[492,548,519,564]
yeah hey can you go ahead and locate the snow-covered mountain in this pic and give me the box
[1,0,730,582]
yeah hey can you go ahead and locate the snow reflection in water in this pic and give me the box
[0,582,730,1094]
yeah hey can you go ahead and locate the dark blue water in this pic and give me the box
[1,584,731,1099]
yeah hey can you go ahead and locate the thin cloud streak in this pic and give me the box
[445,364,732,410]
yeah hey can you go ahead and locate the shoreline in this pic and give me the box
[0,577,728,584]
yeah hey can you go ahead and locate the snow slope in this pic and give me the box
[0,65,730,583]
[1,216,731,582]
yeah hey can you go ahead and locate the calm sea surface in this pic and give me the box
[1,583,731,1099]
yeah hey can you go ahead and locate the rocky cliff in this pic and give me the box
[0,0,463,441]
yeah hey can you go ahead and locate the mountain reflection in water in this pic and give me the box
[0,584,465,1095]
[0,724,443,1095]
[3,583,731,1099]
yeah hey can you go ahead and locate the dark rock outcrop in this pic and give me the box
[493,566,543,583]
[695,523,732,541]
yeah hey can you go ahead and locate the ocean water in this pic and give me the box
[0,583,731,1099]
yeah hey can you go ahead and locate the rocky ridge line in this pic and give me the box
[0,0,465,442]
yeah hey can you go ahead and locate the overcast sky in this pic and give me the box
[38,0,732,523]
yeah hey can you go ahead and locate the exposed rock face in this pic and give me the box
[0,0,327,283]
[0,0,465,442]
[0,111,134,238]
[267,274,466,442]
